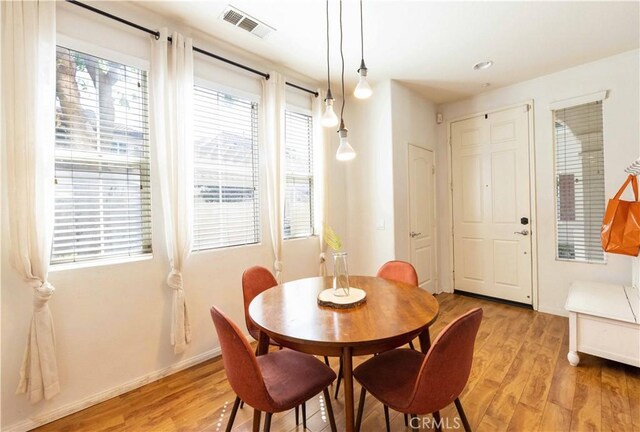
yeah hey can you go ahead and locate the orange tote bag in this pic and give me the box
[601,174,640,256]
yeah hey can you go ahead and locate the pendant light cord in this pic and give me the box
[339,0,345,121]
[359,0,364,61]
[326,0,331,93]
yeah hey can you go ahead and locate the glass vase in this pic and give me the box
[332,252,350,297]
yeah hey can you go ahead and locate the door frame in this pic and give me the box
[446,100,539,310]
[406,143,438,292]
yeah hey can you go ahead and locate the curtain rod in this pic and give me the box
[65,0,319,97]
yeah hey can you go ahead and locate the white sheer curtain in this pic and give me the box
[2,0,59,403]
[313,89,330,276]
[262,72,286,282]
[150,29,194,354]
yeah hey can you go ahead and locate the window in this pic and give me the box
[554,100,605,262]
[284,111,314,239]
[53,47,151,264]
[193,85,260,250]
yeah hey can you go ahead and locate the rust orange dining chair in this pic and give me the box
[353,308,483,432]
[210,306,337,432]
[241,265,330,425]
[334,260,421,400]
[376,260,419,287]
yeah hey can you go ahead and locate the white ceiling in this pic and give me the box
[136,1,639,104]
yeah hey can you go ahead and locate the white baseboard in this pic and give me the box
[5,347,222,432]
[538,305,569,317]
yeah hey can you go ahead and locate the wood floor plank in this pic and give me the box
[601,362,632,432]
[32,293,635,432]
[539,401,572,432]
[570,355,603,432]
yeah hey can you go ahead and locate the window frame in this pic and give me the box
[51,44,153,268]
[283,105,316,241]
[552,99,607,264]
[191,79,262,252]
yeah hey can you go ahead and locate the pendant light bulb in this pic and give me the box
[336,122,356,161]
[354,62,372,99]
[321,89,339,128]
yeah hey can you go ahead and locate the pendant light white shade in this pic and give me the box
[321,98,339,128]
[354,68,372,99]
[336,125,356,161]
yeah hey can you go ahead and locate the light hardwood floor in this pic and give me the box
[36,293,640,431]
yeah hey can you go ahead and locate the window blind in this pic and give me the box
[284,111,314,239]
[53,47,151,264]
[554,101,605,262]
[193,85,260,250]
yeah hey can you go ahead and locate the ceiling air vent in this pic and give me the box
[220,6,275,39]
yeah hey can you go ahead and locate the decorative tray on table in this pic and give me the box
[317,288,367,309]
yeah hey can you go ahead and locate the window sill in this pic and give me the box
[284,235,318,242]
[555,257,607,265]
[49,254,153,273]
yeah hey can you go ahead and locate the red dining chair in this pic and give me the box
[334,260,421,400]
[211,306,338,432]
[353,308,483,432]
[241,265,330,425]
[376,260,419,287]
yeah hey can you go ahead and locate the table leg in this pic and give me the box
[257,331,270,356]
[343,347,355,432]
[418,328,431,353]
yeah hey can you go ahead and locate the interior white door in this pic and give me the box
[451,105,532,304]
[408,144,436,293]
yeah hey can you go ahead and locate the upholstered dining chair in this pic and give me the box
[334,260,421,399]
[241,265,330,425]
[211,306,338,432]
[353,308,483,432]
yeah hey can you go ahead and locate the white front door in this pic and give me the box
[408,144,436,293]
[451,105,533,304]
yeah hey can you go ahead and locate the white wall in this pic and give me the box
[344,80,438,282]
[436,49,640,315]
[344,81,395,275]
[389,81,438,266]
[0,2,347,430]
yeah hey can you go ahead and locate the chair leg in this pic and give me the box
[240,400,245,409]
[433,411,442,432]
[324,356,330,366]
[323,388,337,432]
[263,412,272,432]
[408,340,415,350]
[225,396,241,432]
[454,398,472,432]
[355,387,367,432]
[383,405,390,432]
[404,413,408,427]
[295,404,299,425]
[334,357,343,399]
[252,409,261,432]
[302,400,307,429]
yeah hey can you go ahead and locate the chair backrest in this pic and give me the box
[376,260,419,286]
[242,266,278,340]
[405,308,483,413]
[210,306,273,411]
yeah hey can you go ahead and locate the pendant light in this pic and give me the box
[353,0,372,99]
[321,0,339,128]
[336,0,356,161]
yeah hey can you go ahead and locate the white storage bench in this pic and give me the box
[565,281,639,367]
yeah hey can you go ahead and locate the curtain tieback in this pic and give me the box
[319,252,326,263]
[167,270,184,291]
[273,260,283,273]
[30,281,54,311]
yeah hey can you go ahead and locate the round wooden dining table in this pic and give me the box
[249,275,439,432]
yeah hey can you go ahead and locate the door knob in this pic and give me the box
[514,229,529,236]
[410,232,422,238]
